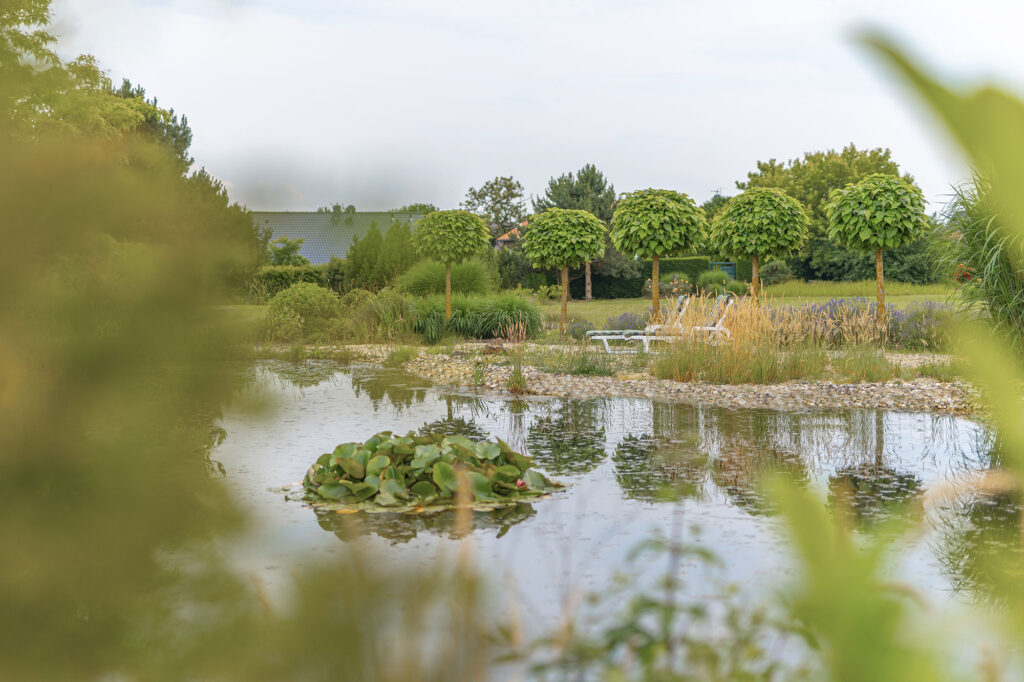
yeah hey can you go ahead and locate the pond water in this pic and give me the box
[214,360,1006,645]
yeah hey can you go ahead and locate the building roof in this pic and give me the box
[253,211,423,265]
[496,227,522,242]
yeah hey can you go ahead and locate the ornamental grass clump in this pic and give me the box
[304,432,562,509]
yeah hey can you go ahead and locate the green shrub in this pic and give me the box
[644,256,709,283]
[414,294,542,343]
[760,260,793,286]
[726,280,748,297]
[335,288,417,343]
[265,282,341,341]
[382,346,418,368]
[696,269,729,292]
[251,264,326,302]
[398,259,495,296]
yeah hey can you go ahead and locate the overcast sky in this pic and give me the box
[49,0,1024,212]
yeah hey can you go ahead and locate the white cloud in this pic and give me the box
[49,0,1024,210]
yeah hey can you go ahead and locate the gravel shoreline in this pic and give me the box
[257,343,979,415]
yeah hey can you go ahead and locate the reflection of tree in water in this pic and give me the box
[827,465,923,529]
[701,410,811,515]
[825,412,923,529]
[525,399,606,476]
[936,437,1024,602]
[937,488,1024,602]
[613,434,707,502]
[418,416,489,441]
[314,503,537,545]
[349,367,432,411]
[261,359,345,388]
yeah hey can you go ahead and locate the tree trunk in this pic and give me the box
[875,249,885,325]
[651,255,660,321]
[560,265,569,337]
[585,261,592,301]
[751,255,760,305]
[445,263,452,321]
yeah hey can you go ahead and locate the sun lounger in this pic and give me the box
[586,296,690,353]
[587,294,733,353]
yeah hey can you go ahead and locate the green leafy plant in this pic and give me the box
[303,431,561,509]
[760,259,794,286]
[267,235,309,266]
[520,208,606,334]
[825,173,930,322]
[411,210,491,320]
[397,259,494,296]
[265,282,341,342]
[610,189,709,317]
[413,294,542,343]
[382,346,417,368]
[711,187,809,303]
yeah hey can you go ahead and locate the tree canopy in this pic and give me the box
[825,173,928,252]
[737,145,917,279]
[610,189,709,258]
[411,210,490,265]
[711,188,809,261]
[461,176,526,231]
[532,164,616,221]
[521,208,607,270]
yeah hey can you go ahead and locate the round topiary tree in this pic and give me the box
[520,208,607,335]
[825,173,929,322]
[410,209,491,320]
[610,189,708,317]
[710,187,809,304]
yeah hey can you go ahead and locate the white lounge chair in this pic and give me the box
[635,294,733,352]
[586,295,690,353]
[587,294,734,354]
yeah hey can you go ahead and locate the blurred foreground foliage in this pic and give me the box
[0,2,490,680]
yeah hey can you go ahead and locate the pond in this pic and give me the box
[214,360,1007,648]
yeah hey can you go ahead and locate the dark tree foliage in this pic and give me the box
[391,203,438,214]
[701,193,732,224]
[317,202,357,225]
[111,79,193,172]
[737,144,938,281]
[532,163,616,221]
[461,176,526,234]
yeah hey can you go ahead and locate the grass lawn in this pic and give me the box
[537,283,956,327]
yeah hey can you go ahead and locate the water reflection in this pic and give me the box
[263,359,345,388]
[349,366,432,410]
[314,503,537,545]
[525,400,606,476]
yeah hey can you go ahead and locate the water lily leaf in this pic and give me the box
[366,454,390,477]
[410,480,438,499]
[364,474,380,489]
[446,435,476,450]
[352,449,370,470]
[432,461,457,494]
[493,465,521,484]
[497,438,517,455]
[340,480,378,501]
[380,478,409,500]
[513,453,534,472]
[364,435,384,452]
[316,452,331,467]
[523,469,558,491]
[338,457,365,479]
[316,484,348,500]
[480,443,502,461]
[375,490,400,506]
[332,443,357,459]
[410,444,442,469]
[467,472,498,501]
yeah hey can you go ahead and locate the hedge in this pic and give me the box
[252,265,327,299]
[644,256,711,284]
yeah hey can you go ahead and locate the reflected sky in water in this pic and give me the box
[214,360,998,637]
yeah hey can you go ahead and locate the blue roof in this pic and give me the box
[253,211,423,265]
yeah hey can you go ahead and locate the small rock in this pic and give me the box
[451,350,466,359]
[483,340,505,355]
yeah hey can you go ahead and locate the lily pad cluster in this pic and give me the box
[303,431,562,509]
